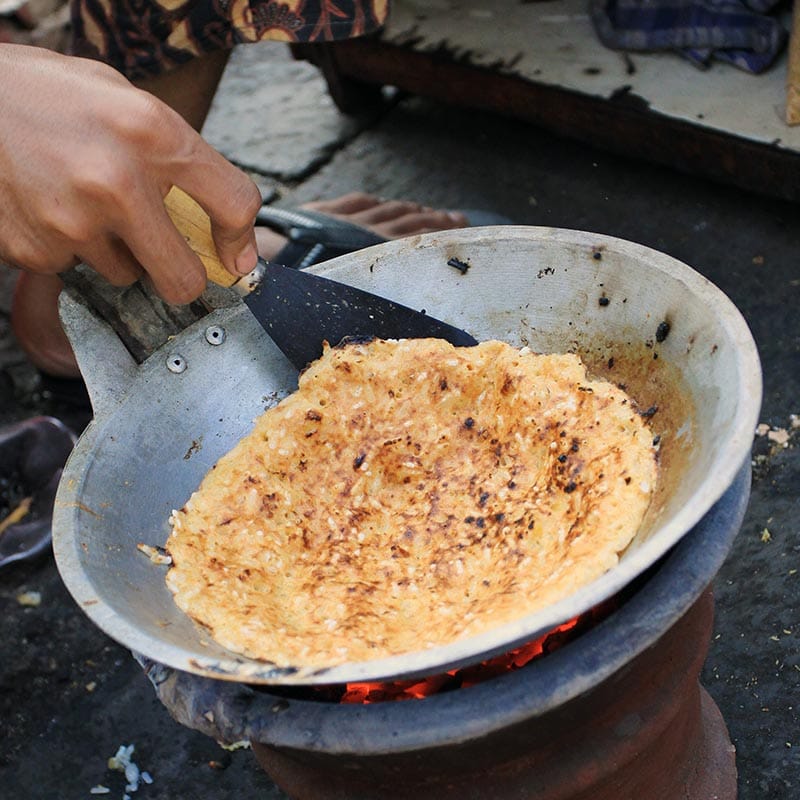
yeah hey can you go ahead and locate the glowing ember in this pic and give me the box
[334,608,606,704]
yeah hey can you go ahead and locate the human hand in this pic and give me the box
[0,44,261,304]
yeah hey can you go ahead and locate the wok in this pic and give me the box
[52,226,761,685]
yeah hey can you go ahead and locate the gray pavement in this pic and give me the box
[1,42,799,798]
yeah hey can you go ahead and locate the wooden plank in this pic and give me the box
[297,38,800,203]
[787,1,800,125]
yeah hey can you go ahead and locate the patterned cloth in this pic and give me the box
[590,0,787,73]
[71,0,389,80]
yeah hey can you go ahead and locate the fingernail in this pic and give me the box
[235,243,258,275]
[448,211,467,224]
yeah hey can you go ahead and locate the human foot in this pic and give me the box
[12,194,471,380]
[254,192,468,261]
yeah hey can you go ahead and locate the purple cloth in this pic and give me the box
[590,0,788,73]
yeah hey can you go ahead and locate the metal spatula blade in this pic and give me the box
[243,259,477,371]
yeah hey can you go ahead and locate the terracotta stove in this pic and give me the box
[138,463,750,800]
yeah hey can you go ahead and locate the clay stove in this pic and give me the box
[138,464,749,800]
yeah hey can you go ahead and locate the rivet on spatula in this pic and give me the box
[205,326,226,345]
[166,354,187,374]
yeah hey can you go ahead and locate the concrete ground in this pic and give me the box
[1,43,798,798]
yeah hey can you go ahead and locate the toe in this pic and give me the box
[304,192,383,215]
[371,209,469,238]
[298,194,470,241]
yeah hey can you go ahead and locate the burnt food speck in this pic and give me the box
[447,257,471,274]
[655,321,671,343]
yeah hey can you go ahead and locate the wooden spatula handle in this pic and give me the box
[163,185,238,288]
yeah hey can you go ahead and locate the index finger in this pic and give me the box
[116,188,210,304]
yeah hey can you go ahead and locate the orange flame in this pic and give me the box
[339,617,582,704]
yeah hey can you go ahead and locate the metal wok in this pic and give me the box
[52,226,762,685]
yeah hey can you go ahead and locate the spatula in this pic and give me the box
[165,187,478,371]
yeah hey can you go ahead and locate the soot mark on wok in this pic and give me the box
[71,502,102,518]
[183,437,203,460]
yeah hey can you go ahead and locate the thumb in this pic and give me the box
[209,178,262,277]
[213,219,259,277]
[163,181,261,283]
[170,152,262,279]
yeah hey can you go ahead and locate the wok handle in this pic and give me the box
[163,186,238,289]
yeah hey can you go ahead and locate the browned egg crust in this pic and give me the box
[166,338,656,667]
